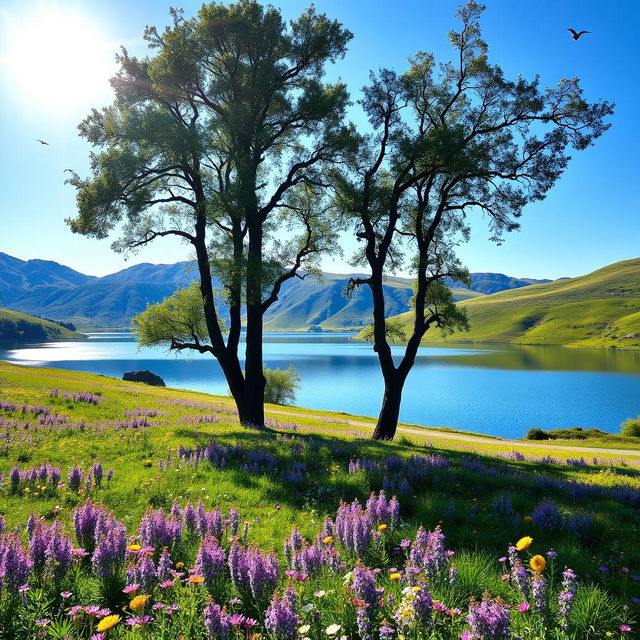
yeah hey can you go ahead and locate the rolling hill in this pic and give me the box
[0,252,550,331]
[0,307,83,342]
[390,257,640,349]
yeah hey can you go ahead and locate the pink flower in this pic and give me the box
[517,603,530,612]
[620,625,631,633]
[501,574,510,581]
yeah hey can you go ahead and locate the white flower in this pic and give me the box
[301,603,314,614]
[314,590,326,598]
[325,624,342,636]
[298,625,311,635]
[342,571,353,585]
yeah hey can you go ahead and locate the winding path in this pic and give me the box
[266,407,640,459]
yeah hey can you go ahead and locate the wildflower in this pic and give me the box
[189,575,205,584]
[326,624,341,636]
[96,615,121,632]
[515,536,533,551]
[524,515,532,522]
[558,568,577,631]
[123,583,140,595]
[530,555,547,572]
[467,597,510,638]
[378,524,388,531]
[390,573,401,581]
[314,590,326,597]
[126,615,154,627]
[159,579,175,589]
[264,588,299,640]
[517,603,530,612]
[35,619,50,626]
[143,460,152,467]
[620,625,631,633]
[130,594,151,610]
[61,591,72,598]
[323,536,334,544]
[176,562,185,569]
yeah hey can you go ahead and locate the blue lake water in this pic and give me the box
[2,332,640,439]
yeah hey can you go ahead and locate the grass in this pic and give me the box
[387,257,640,349]
[0,362,639,638]
[0,307,82,341]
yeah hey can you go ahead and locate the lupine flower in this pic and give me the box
[558,568,577,631]
[531,574,547,614]
[264,587,299,640]
[466,597,510,639]
[204,600,230,639]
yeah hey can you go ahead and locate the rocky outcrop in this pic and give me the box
[122,370,166,387]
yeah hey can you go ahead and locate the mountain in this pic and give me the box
[390,258,640,349]
[0,307,83,342]
[457,273,551,295]
[0,252,549,331]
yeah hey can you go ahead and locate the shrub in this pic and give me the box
[526,427,550,440]
[264,366,301,405]
[620,416,640,437]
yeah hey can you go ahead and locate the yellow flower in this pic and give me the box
[606,633,613,637]
[524,515,533,522]
[143,459,152,467]
[97,615,121,632]
[176,561,185,569]
[128,544,142,551]
[530,555,547,572]
[411,586,422,592]
[323,536,334,544]
[24,488,30,493]
[188,575,205,584]
[129,594,150,610]
[378,524,388,532]
[390,573,401,581]
[516,536,533,551]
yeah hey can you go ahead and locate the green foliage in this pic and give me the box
[359,318,407,343]
[263,365,301,405]
[0,308,80,342]
[527,428,552,441]
[132,281,222,350]
[621,417,640,437]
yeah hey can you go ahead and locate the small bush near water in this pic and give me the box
[621,417,640,437]
[264,366,301,405]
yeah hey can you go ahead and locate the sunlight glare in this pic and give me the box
[2,6,115,112]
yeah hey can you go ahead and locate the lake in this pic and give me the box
[1,333,640,439]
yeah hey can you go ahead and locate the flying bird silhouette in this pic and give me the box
[36,139,49,145]
[568,28,590,40]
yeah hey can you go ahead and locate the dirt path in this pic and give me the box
[265,408,640,459]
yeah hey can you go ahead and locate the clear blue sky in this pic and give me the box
[0,0,637,279]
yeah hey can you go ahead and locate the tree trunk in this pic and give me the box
[243,221,265,427]
[372,376,405,440]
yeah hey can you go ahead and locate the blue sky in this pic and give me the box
[0,0,637,279]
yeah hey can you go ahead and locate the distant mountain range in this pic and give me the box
[0,252,551,331]
[390,257,640,349]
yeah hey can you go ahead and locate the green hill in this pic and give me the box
[391,257,640,349]
[0,307,83,342]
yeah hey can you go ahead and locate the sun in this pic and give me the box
[1,5,116,112]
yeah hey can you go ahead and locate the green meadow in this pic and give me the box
[0,361,638,638]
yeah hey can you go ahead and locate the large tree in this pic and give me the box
[67,1,353,426]
[335,1,613,440]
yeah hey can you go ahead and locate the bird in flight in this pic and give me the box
[568,28,590,40]
[35,139,49,145]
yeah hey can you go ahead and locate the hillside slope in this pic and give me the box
[392,258,640,349]
[0,308,83,341]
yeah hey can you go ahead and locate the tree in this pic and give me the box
[335,1,613,440]
[67,1,353,426]
[263,366,301,405]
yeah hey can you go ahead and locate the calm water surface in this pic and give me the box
[2,332,640,439]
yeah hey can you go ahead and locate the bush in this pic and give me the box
[263,366,301,405]
[526,427,550,440]
[620,416,640,437]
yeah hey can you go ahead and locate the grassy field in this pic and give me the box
[388,258,640,349]
[0,307,82,341]
[0,362,638,638]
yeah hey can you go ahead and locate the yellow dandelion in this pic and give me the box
[129,594,151,610]
[390,572,401,581]
[378,524,388,532]
[530,555,546,572]
[322,536,334,544]
[516,536,533,551]
[97,615,121,632]
[128,544,142,551]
